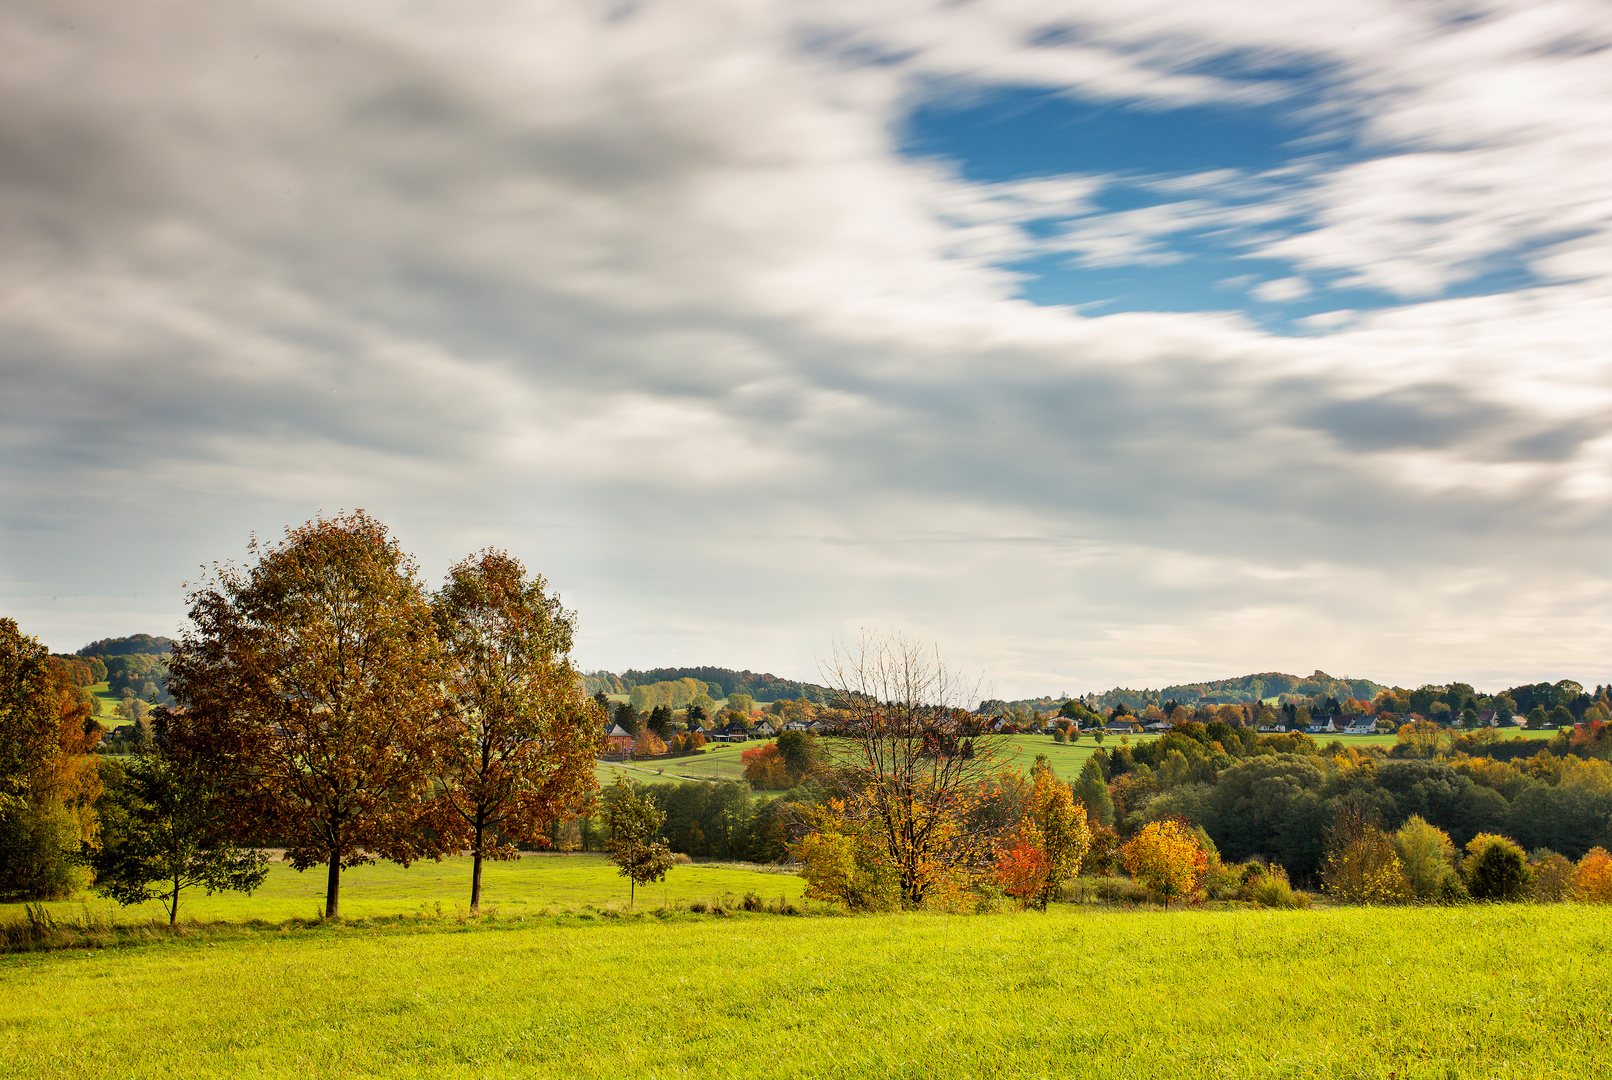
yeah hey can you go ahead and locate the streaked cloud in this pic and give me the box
[1,0,1609,696]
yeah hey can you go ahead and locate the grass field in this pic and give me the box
[0,853,804,927]
[595,732,1166,790]
[1,902,1604,1078]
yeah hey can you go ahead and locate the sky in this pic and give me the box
[3,0,1611,699]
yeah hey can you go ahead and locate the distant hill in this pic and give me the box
[1088,671,1387,711]
[77,634,174,657]
[585,665,829,703]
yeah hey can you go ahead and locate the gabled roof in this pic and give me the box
[607,724,633,738]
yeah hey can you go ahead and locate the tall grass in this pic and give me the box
[1,904,1603,1079]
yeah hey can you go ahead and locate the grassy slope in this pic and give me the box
[0,854,803,926]
[598,733,1167,789]
[2,904,1604,1079]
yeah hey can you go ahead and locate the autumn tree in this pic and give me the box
[742,743,790,790]
[0,621,103,899]
[813,632,1002,907]
[166,511,454,919]
[1572,847,1612,902]
[603,778,674,908]
[996,762,1090,909]
[1120,818,1207,909]
[433,550,601,914]
[1322,804,1410,905]
[86,722,269,924]
[1392,815,1458,900]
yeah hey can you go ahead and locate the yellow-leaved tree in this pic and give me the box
[996,759,1090,909]
[1120,818,1207,909]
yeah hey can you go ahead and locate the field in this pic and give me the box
[595,733,1165,790]
[2,902,1605,1078]
[0,853,804,927]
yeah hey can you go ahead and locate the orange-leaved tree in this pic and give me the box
[167,511,455,919]
[996,760,1090,909]
[995,822,1050,906]
[433,550,601,914]
[742,744,790,790]
[1573,847,1612,903]
[1120,817,1207,909]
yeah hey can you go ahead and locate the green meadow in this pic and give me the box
[0,853,804,927]
[596,733,1166,789]
[2,902,1604,1079]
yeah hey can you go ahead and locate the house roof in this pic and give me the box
[607,724,633,738]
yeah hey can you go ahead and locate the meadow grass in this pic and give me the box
[0,902,1603,1079]
[596,733,1166,789]
[0,853,804,928]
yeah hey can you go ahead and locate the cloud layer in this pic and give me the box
[2,0,1610,696]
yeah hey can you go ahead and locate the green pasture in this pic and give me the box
[597,732,1163,791]
[0,853,803,927]
[3,903,1606,1079]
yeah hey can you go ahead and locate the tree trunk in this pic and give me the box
[325,850,341,919]
[470,823,484,914]
[169,876,180,926]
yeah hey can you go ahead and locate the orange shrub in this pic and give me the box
[1573,847,1612,903]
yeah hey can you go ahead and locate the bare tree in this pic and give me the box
[817,632,1004,907]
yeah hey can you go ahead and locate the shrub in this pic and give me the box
[1323,825,1411,905]
[1252,877,1307,909]
[1434,875,1471,905]
[1394,816,1459,901]
[1086,875,1150,905]
[1530,849,1575,902]
[1462,834,1533,901]
[1572,847,1612,903]
[794,830,899,911]
[0,800,88,901]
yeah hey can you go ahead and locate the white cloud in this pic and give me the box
[1251,276,1312,303]
[1,0,1610,696]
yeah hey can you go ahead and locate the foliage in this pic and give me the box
[795,821,900,911]
[773,730,823,782]
[1073,756,1115,826]
[633,729,668,756]
[432,550,600,912]
[1571,847,1612,902]
[602,779,674,907]
[0,618,64,808]
[742,744,791,790]
[1322,807,1411,905]
[1120,818,1207,908]
[994,764,1091,909]
[1462,834,1533,901]
[1392,815,1459,901]
[165,511,456,918]
[993,825,1050,907]
[76,634,175,657]
[1529,849,1575,902]
[0,619,101,900]
[83,738,269,924]
[0,800,88,901]
[816,632,1004,906]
